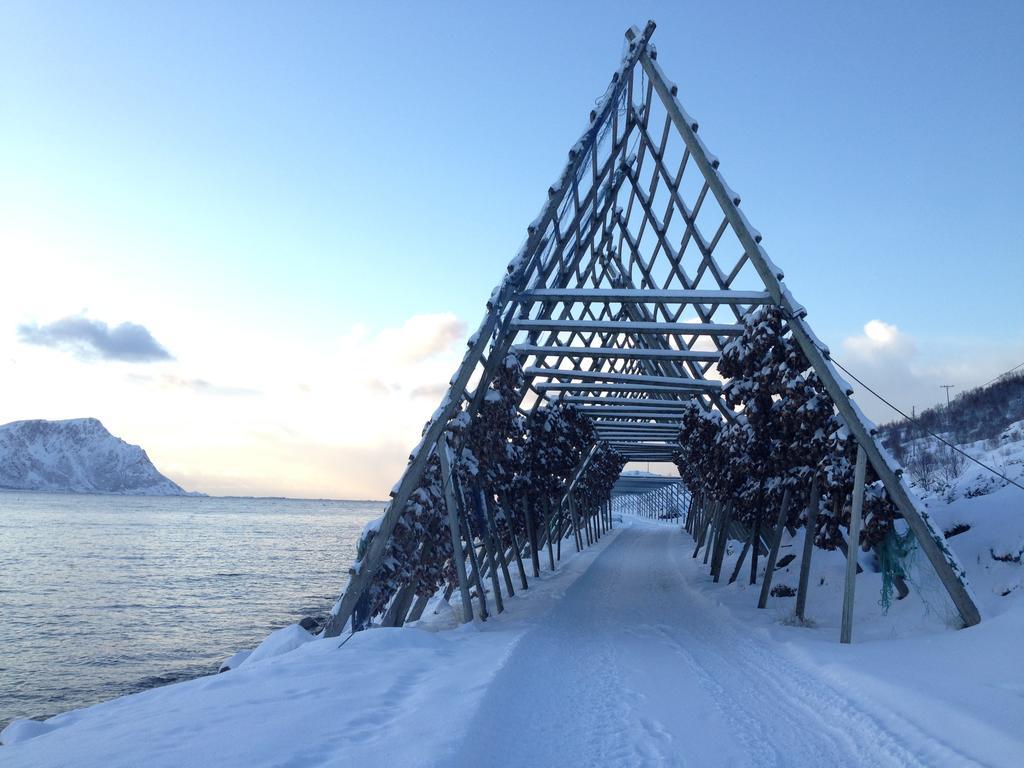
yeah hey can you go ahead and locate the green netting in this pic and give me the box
[878,526,916,613]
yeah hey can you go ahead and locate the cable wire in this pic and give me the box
[981,360,1024,389]
[828,356,1024,494]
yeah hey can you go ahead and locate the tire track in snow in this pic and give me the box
[661,534,981,767]
[453,524,968,767]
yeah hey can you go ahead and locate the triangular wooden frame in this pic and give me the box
[323,21,980,637]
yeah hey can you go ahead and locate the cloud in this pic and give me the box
[842,319,914,360]
[837,319,1024,426]
[17,315,172,362]
[331,313,467,401]
[164,431,411,500]
[377,313,467,363]
[409,382,449,400]
[128,373,259,396]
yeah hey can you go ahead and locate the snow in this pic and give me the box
[4,474,1022,766]
[217,650,251,673]
[239,624,315,667]
[0,526,615,765]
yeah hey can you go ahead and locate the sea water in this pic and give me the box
[0,492,382,729]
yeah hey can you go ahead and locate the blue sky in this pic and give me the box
[2,2,1022,497]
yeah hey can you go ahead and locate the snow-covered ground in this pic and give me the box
[4,471,1023,767]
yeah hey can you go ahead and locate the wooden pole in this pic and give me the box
[711,505,734,582]
[473,489,505,614]
[757,489,792,608]
[465,537,489,620]
[439,435,473,623]
[481,488,515,598]
[749,499,764,585]
[795,476,819,622]
[840,446,868,644]
[704,502,723,565]
[556,501,564,560]
[728,523,756,584]
[694,498,715,558]
[523,498,541,578]
[544,498,556,570]
[406,593,430,624]
[382,578,418,628]
[574,498,583,548]
[500,494,529,591]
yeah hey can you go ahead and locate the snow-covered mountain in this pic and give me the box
[0,418,188,495]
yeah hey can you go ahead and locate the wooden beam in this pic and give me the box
[537,382,719,395]
[594,423,681,430]
[512,318,744,336]
[795,476,819,622]
[516,288,771,305]
[841,447,867,644]
[588,412,685,420]
[526,366,724,390]
[563,396,695,407]
[512,344,720,363]
[439,435,473,624]
[757,489,792,609]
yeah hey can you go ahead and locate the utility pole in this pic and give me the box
[940,384,955,407]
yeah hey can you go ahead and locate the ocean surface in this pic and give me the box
[0,491,383,730]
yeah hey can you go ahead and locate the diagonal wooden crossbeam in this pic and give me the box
[322,19,981,639]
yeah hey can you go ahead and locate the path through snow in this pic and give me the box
[454,524,977,767]
[4,520,1006,767]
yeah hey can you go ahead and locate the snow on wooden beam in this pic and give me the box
[613,457,677,463]
[515,288,771,305]
[605,441,677,448]
[588,413,684,421]
[595,422,681,430]
[511,319,744,336]
[538,382,714,395]
[525,367,722,391]
[581,406,686,415]
[562,396,696,407]
[511,344,720,362]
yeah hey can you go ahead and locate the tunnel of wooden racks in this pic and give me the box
[321,22,980,642]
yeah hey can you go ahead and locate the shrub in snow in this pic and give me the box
[574,443,626,521]
[816,435,900,553]
[718,305,839,550]
[451,355,529,548]
[521,400,596,526]
[673,402,726,503]
[364,453,453,620]
[677,304,908,587]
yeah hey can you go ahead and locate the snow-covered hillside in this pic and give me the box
[0,418,187,496]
